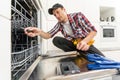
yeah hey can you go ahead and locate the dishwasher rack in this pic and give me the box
[11,45,40,80]
[11,0,38,52]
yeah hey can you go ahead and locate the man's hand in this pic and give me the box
[76,41,90,51]
[24,27,41,37]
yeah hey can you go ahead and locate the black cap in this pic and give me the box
[48,3,64,15]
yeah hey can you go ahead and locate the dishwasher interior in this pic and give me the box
[11,0,40,80]
[11,0,120,80]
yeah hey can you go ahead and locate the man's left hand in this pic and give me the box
[76,41,90,51]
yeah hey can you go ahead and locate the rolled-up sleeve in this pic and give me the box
[47,23,60,37]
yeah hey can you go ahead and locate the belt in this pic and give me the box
[72,38,94,46]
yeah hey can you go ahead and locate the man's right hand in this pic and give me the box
[24,27,41,37]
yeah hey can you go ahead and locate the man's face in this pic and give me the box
[52,8,67,22]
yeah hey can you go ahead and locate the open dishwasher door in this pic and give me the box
[46,69,119,80]
[37,51,120,80]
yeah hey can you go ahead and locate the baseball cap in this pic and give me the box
[48,3,64,15]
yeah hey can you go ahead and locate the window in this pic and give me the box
[103,29,114,37]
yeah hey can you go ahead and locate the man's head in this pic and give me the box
[48,3,68,23]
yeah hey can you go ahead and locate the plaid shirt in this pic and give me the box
[48,12,97,41]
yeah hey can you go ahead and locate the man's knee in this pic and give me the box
[52,36,61,45]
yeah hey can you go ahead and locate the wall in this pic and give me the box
[0,0,11,80]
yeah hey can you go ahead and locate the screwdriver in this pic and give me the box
[20,27,34,33]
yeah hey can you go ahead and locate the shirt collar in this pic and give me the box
[67,14,74,23]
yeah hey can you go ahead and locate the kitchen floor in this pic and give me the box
[103,50,120,80]
[102,50,120,61]
[113,74,120,80]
